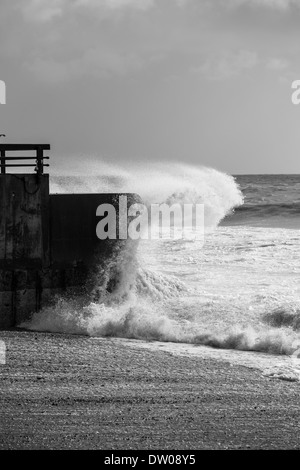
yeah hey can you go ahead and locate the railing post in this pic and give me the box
[36,147,43,174]
[0,150,5,174]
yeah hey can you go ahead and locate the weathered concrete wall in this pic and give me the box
[0,178,139,328]
[0,267,89,327]
[50,193,137,266]
[0,174,50,268]
[0,174,50,327]
[49,193,139,306]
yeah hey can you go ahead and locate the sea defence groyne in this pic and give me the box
[0,144,136,328]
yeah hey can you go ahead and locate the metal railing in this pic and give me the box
[0,144,50,175]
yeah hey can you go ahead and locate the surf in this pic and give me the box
[21,161,300,380]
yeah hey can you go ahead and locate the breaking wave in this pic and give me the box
[50,160,243,228]
[22,287,300,358]
[21,160,300,367]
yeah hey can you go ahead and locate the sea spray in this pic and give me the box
[23,160,243,333]
[50,160,244,228]
[23,160,300,365]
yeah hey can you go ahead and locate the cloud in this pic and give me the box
[27,48,144,83]
[21,0,65,22]
[74,0,154,11]
[225,0,299,9]
[266,58,289,70]
[194,50,258,80]
[175,0,192,6]
[19,0,193,23]
[19,0,155,23]
[13,0,196,82]
[6,0,293,85]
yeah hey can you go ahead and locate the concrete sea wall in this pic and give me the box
[0,173,137,328]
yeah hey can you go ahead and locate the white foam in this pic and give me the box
[21,161,300,381]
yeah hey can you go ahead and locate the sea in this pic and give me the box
[22,163,300,382]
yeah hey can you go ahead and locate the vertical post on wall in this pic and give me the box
[0,150,5,174]
[36,147,44,175]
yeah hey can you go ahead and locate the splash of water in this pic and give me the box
[50,159,243,228]
[26,160,300,364]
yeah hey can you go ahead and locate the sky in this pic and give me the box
[1,0,300,174]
